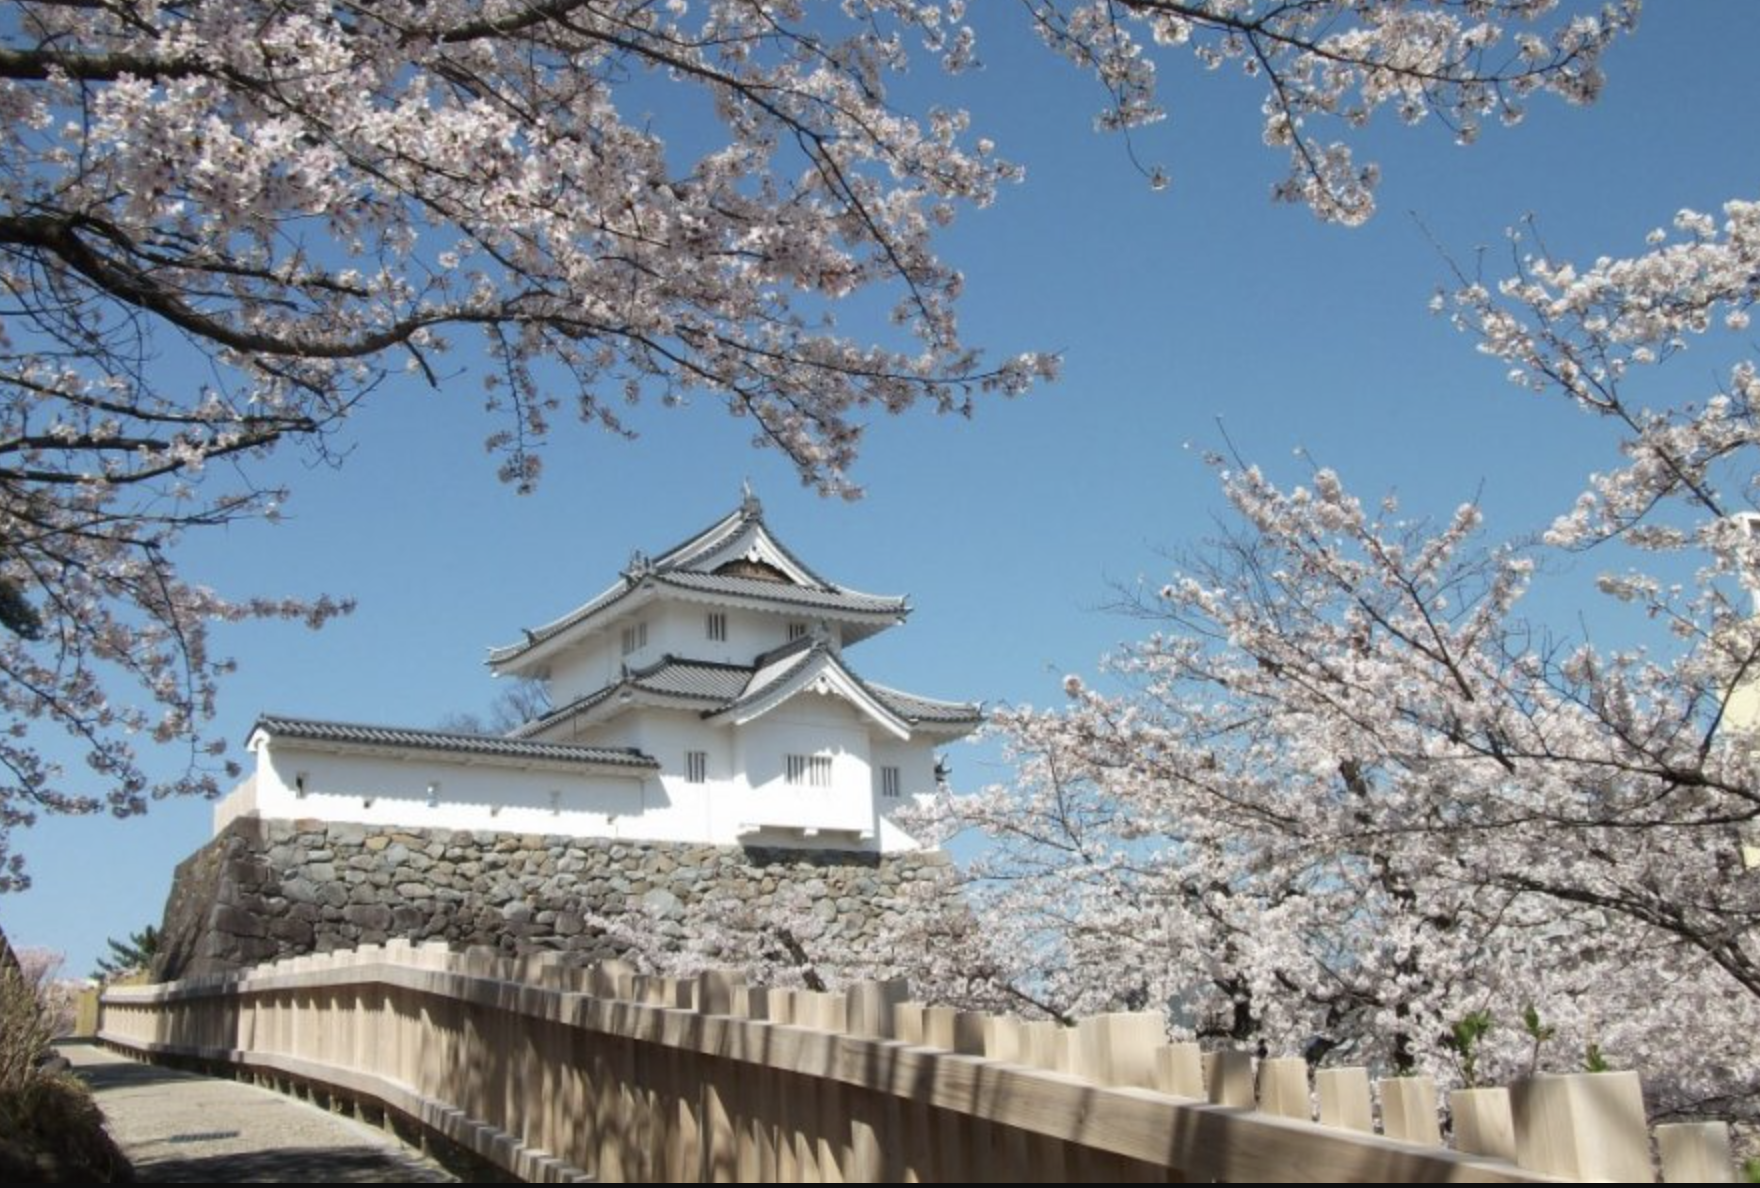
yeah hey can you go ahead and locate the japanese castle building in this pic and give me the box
[219,492,981,852]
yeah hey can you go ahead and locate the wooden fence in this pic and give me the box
[99,942,1735,1183]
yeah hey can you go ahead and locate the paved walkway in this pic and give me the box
[62,1043,457,1184]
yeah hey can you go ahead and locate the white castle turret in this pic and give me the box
[224,495,980,852]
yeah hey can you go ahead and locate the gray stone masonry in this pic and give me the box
[154,817,953,981]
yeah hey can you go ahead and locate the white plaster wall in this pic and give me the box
[617,601,832,669]
[251,743,651,838]
[212,773,258,835]
[543,634,614,706]
[243,695,931,852]
[607,708,720,843]
[730,694,876,837]
[868,737,938,851]
[650,602,823,666]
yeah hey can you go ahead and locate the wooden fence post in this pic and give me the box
[847,980,908,1040]
[1074,1013,1162,1088]
[591,959,635,1001]
[1510,1071,1651,1182]
[1207,1050,1255,1108]
[697,969,744,1018]
[982,1015,1023,1062]
[1450,1087,1516,1162]
[1154,1042,1205,1099]
[891,1002,925,1046]
[1380,1075,1442,1146]
[1657,1121,1733,1183]
[1019,1021,1065,1072]
[1316,1067,1373,1133]
[1257,1056,1310,1120]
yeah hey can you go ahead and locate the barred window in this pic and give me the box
[787,621,808,642]
[686,751,708,784]
[707,612,727,641]
[621,621,648,656]
[785,754,832,787]
[880,766,901,798]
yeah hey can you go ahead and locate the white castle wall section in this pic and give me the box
[233,708,929,852]
[250,744,650,839]
[731,694,877,841]
[868,736,941,852]
[605,708,721,844]
[645,600,828,665]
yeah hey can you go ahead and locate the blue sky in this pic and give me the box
[7,4,1758,976]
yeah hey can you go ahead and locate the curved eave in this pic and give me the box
[897,715,983,739]
[649,506,755,571]
[863,682,985,739]
[489,503,911,673]
[487,576,641,673]
[490,576,906,676]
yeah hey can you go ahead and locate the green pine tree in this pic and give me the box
[92,925,159,980]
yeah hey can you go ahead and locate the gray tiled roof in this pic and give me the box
[514,642,978,739]
[648,504,750,571]
[865,683,985,726]
[488,501,906,667]
[657,572,905,615]
[712,642,820,718]
[630,658,755,702]
[253,715,658,768]
[509,657,755,738]
[657,505,839,592]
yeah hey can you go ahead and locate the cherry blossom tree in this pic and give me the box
[0,1,1633,886]
[582,877,1019,1011]
[918,199,1760,1127]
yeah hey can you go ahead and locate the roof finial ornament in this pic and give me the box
[741,478,762,519]
[624,549,651,580]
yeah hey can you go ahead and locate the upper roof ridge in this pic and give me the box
[488,495,908,671]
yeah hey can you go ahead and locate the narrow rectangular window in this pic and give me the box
[686,751,708,784]
[881,766,901,799]
[706,612,727,641]
[621,621,648,656]
[785,754,832,787]
[787,621,808,641]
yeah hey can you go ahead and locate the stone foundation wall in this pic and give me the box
[153,817,953,981]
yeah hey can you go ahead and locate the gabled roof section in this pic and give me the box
[704,640,911,739]
[488,492,909,673]
[511,656,753,739]
[649,488,833,588]
[250,715,658,770]
[516,639,982,744]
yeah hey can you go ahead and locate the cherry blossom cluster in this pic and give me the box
[911,194,1760,1129]
[1024,0,1636,222]
[0,3,1634,882]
